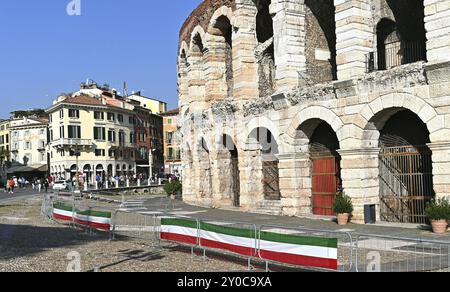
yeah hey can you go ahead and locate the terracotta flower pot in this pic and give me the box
[431,220,448,234]
[337,213,350,226]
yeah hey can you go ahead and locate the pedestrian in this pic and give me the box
[44,179,49,193]
[38,178,42,193]
[9,178,15,194]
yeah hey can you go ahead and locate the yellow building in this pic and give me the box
[0,119,9,162]
[127,92,167,114]
[0,119,10,186]
[161,108,181,174]
[46,94,137,185]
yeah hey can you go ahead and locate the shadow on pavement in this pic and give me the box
[0,223,109,261]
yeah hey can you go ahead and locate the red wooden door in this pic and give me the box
[312,157,340,216]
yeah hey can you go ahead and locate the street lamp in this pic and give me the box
[73,148,81,193]
[149,148,156,185]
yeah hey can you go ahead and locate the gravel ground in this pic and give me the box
[0,197,248,272]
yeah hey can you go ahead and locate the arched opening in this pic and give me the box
[297,120,341,216]
[107,164,113,177]
[220,134,241,207]
[255,0,275,97]
[211,15,234,99]
[373,109,434,224]
[70,164,77,180]
[189,31,207,103]
[304,0,337,83]
[249,127,280,200]
[83,164,92,185]
[370,0,426,71]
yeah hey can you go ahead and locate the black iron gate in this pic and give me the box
[379,145,434,224]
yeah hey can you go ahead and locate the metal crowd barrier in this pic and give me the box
[258,225,353,272]
[198,219,258,270]
[156,215,200,256]
[112,210,159,243]
[40,195,450,273]
[354,234,450,272]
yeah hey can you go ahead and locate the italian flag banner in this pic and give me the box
[258,231,338,270]
[199,222,257,257]
[73,210,112,231]
[160,218,199,245]
[53,202,73,222]
[53,202,112,231]
[159,218,338,270]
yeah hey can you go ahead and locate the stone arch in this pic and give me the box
[286,106,345,150]
[188,26,207,104]
[244,116,281,151]
[206,7,235,101]
[215,133,242,207]
[190,26,206,53]
[178,42,189,108]
[209,6,235,29]
[360,93,441,147]
[372,0,427,70]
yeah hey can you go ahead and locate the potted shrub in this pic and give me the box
[425,197,450,234]
[333,193,354,226]
[163,180,182,200]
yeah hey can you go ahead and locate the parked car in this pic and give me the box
[53,180,69,191]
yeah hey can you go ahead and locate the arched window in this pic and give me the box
[369,0,426,72]
[255,0,275,97]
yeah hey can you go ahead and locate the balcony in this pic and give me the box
[52,138,94,150]
[366,41,426,73]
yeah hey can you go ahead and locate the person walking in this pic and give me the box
[9,178,15,194]
[44,179,49,193]
[38,178,42,193]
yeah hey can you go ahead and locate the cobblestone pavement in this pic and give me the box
[0,197,249,272]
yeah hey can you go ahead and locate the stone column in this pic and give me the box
[204,34,229,102]
[178,59,189,109]
[428,142,450,199]
[187,51,207,112]
[271,0,306,91]
[239,145,264,211]
[424,0,450,62]
[211,150,234,208]
[278,153,312,217]
[334,0,374,80]
[233,0,260,102]
[338,148,380,224]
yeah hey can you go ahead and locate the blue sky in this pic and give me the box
[0,0,202,118]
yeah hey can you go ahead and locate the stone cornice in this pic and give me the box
[337,148,381,156]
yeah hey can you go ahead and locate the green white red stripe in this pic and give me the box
[258,231,338,270]
[160,218,198,245]
[53,203,112,231]
[160,218,338,270]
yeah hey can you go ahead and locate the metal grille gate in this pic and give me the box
[379,145,434,224]
[262,160,281,200]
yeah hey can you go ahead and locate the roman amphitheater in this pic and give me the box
[177,0,450,224]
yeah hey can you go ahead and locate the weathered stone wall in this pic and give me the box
[304,0,336,83]
[178,0,450,224]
